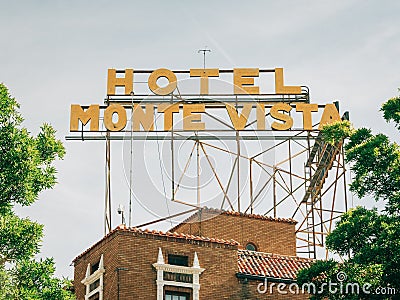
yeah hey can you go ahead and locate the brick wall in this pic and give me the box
[73,233,120,300]
[173,213,296,256]
[118,231,243,299]
[74,229,242,300]
[74,228,307,299]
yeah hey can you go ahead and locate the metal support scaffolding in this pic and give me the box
[67,88,349,259]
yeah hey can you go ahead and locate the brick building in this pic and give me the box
[73,208,312,299]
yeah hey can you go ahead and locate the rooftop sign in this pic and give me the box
[69,68,341,133]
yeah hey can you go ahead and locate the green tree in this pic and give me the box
[0,213,43,265]
[297,93,400,299]
[0,83,73,299]
[0,84,64,212]
[12,258,74,300]
[381,93,400,129]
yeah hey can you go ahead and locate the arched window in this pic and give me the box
[245,242,257,251]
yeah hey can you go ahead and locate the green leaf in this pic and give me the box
[320,120,353,145]
[0,84,73,299]
[0,83,65,210]
[0,213,43,265]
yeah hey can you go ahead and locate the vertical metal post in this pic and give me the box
[198,48,211,69]
[288,139,293,193]
[235,96,240,212]
[340,144,351,259]
[309,132,317,259]
[171,95,175,202]
[198,206,202,236]
[116,267,128,300]
[117,268,120,300]
[250,159,253,214]
[311,196,317,259]
[305,132,315,258]
[342,145,348,212]
[104,96,112,235]
[326,151,341,259]
[319,190,323,247]
[196,141,200,208]
[273,166,277,218]
[129,94,134,227]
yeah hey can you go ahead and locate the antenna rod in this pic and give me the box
[198,47,211,69]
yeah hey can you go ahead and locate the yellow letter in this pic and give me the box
[158,103,180,131]
[183,104,205,131]
[275,68,301,94]
[233,68,259,95]
[318,104,341,130]
[190,69,219,95]
[104,104,127,131]
[70,104,100,131]
[107,69,133,95]
[133,104,154,131]
[270,103,293,130]
[148,68,177,95]
[296,103,318,130]
[256,103,266,130]
[226,103,253,130]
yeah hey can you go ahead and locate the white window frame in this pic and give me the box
[153,248,205,300]
[81,254,105,300]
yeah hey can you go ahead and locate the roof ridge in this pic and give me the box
[73,224,240,263]
[238,249,315,261]
[122,225,240,245]
[170,207,297,232]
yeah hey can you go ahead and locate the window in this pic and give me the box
[165,291,190,300]
[89,279,100,292]
[164,272,193,283]
[89,294,99,300]
[82,255,104,300]
[245,242,257,251]
[91,260,100,274]
[168,254,188,266]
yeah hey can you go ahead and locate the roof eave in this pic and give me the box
[236,273,296,283]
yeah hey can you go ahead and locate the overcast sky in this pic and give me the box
[1,0,399,278]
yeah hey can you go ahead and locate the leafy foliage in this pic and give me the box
[325,207,381,258]
[0,259,74,300]
[0,84,65,212]
[297,260,384,300]
[0,213,43,265]
[345,131,400,214]
[12,258,74,300]
[299,93,400,298]
[0,265,16,299]
[381,95,400,129]
[320,120,353,145]
[0,83,73,299]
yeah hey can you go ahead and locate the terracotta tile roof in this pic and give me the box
[237,250,313,280]
[73,225,239,263]
[124,226,239,246]
[170,207,297,232]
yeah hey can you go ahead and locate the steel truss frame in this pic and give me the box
[66,89,348,259]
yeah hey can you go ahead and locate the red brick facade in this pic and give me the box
[171,208,297,256]
[73,210,310,300]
